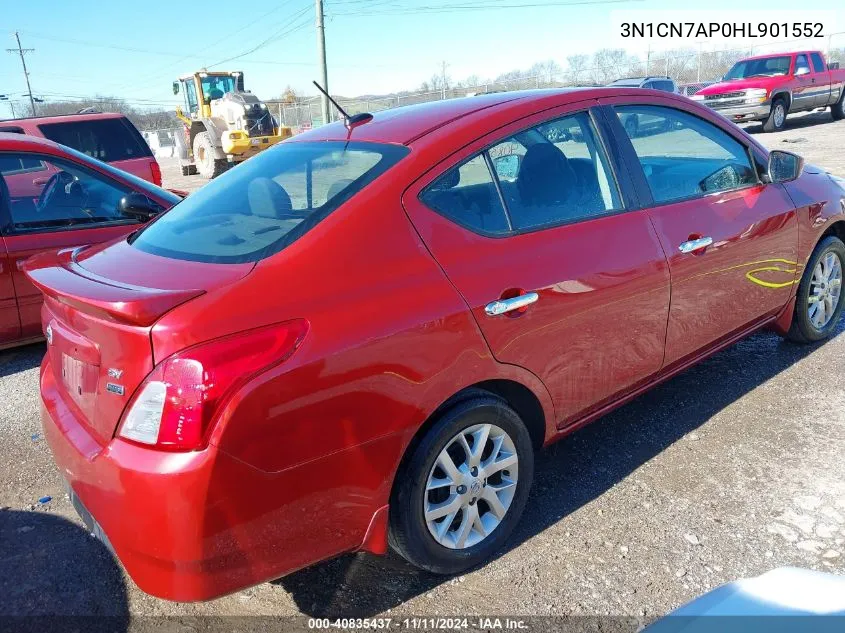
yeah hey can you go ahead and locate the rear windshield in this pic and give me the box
[130,141,409,263]
[38,117,152,162]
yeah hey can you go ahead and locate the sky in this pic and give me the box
[1,0,843,118]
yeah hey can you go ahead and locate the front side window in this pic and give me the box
[488,111,621,231]
[0,153,151,233]
[615,105,757,204]
[131,141,408,263]
[795,54,811,75]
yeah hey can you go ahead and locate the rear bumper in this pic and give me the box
[39,355,387,601]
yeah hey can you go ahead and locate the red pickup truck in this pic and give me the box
[693,50,845,132]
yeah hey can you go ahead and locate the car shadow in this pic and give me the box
[277,322,844,617]
[0,342,46,379]
[0,508,129,631]
[741,109,838,134]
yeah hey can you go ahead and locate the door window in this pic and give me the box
[0,153,151,234]
[488,111,621,230]
[810,53,826,73]
[614,105,757,204]
[420,155,510,234]
[795,54,811,75]
[37,118,152,162]
[0,155,46,176]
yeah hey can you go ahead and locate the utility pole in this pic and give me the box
[315,0,330,125]
[6,32,36,116]
[440,61,449,100]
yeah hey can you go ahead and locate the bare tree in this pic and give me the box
[566,54,589,85]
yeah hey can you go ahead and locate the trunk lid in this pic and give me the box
[26,240,253,445]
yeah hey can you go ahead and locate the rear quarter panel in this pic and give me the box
[149,154,555,562]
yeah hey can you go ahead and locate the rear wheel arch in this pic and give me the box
[391,379,549,496]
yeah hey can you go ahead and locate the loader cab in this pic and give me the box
[173,72,244,119]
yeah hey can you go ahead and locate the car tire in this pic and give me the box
[388,393,534,575]
[192,132,227,179]
[763,97,788,132]
[786,236,845,344]
[832,91,845,121]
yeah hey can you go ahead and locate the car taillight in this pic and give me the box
[118,319,308,450]
[150,160,162,186]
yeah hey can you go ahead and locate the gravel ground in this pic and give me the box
[1,107,845,625]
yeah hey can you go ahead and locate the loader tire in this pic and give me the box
[193,132,227,179]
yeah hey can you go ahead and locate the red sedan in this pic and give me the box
[26,89,845,601]
[0,132,180,349]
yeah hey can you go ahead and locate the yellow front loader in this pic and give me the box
[173,70,292,178]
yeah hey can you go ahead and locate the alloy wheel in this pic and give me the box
[424,424,518,550]
[808,251,843,329]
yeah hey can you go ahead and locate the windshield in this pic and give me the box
[201,75,236,102]
[724,56,791,80]
[130,141,409,264]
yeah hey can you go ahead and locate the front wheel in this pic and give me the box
[786,236,845,343]
[389,394,534,574]
[763,98,787,132]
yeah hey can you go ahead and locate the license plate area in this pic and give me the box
[61,353,99,413]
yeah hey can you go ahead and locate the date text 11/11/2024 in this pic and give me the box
[307,618,529,630]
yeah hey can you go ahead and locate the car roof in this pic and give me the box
[0,111,127,126]
[292,88,665,145]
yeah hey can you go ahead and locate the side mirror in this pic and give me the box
[795,66,810,76]
[119,192,162,221]
[767,150,804,183]
[172,81,180,95]
[492,154,520,181]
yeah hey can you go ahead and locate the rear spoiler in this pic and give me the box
[24,248,204,327]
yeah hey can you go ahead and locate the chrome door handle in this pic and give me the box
[678,237,713,254]
[485,292,539,316]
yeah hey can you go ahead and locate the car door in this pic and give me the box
[792,54,817,111]
[0,233,19,346]
[600,98,798,368]
[403,103,671,428]
[0,151,148,339]
[809,52,833,106]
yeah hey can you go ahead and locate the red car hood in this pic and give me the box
[696,77,783,96]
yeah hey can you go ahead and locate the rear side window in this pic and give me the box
[811,53,826,72]
[615,105,757,203]
[420,155,510,234]
[38,118,152,162]
[131,141,408,264]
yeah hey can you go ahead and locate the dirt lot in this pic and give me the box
[2,108,845,626]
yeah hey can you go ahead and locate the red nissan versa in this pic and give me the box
[0,133,180,350]
[25,89,845,601]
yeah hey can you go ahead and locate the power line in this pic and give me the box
[330,0,643,15]
[6,32,37,116]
